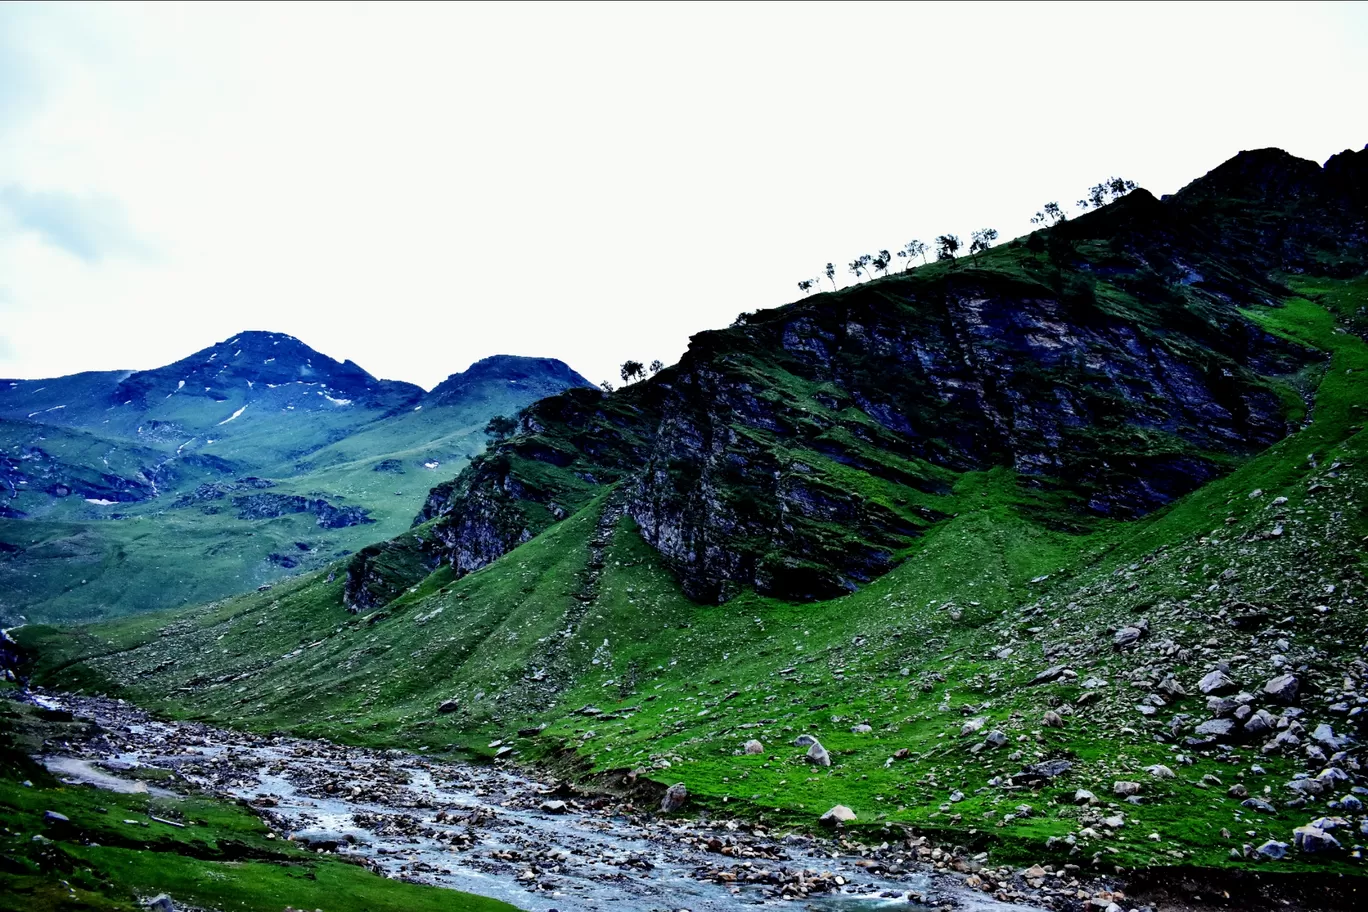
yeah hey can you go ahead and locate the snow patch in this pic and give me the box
[45,405,64,411]
[324,395,352,406]
[26,411,40,418]
[264,358,275,364]
[413,405,422,411]
[217,405,248,425]
[424,461,440,469]
[85,498,118,506]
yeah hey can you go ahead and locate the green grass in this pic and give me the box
[19,278,1368,881]
[1,381,560,625]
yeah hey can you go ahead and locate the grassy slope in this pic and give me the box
[20,278,1368,878]
[1,387,539,624]
[0,694,516,912]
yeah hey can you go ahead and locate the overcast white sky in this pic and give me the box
[1,1,1365,389]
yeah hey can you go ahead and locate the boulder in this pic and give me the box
[806,741,832,767]
[1311,724,1345,750]
[539,800,568,813]
[1255,840,1288,860]
[1010,760,1072,786]
[42,810,70,825]
[437,699,459,714]
[1199,670,1239,696]
[1156,676,1187,698]
[984,730,1009,749]
[1114,781,1142,797]
[1074,789,1097,804]
[1043,711,1064,728]
[1028,665,1068,686]
[960,716,987,736]
[1286,778,1326,797]
[147,897,175,912]
[1145,764,1176,779]
[850,724,873,734]
[1242,797,1277,814]
[660,783,689,812]
[1262,730,1301,754]
[743,739,764,754]
[1243,709,1277,737]
[819,804,856,826]
[1263,674,1299,705]
[793,734,819,747]
[1194,718,1236,740]
[1113,626,1144,648]
[1316,766,1350,786]
[1292,825,1341,854]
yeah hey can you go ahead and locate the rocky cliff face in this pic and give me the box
[412,147,1368,603]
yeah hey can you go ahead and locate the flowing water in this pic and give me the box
[31,691,1046,912]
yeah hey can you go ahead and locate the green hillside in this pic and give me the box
[1,338,592,623]
[15,146,1368,888]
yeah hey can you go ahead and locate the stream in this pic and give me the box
[27,691,1052,912]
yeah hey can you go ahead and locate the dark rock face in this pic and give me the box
[232,493,372,528]
[1,448,155,505]
[410,146,1368,604]
[342,530,443,614]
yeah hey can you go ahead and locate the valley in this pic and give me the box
[6,146,1368,911]
[0,335,592,624]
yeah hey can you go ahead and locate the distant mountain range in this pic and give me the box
[0,332,592,623]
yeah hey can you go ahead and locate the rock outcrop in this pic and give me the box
[411,146,1368,604]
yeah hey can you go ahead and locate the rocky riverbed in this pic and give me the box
[18,689,1111,912]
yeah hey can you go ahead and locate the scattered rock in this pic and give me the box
[1113,626,1145,648]
[660,783,688,812]
[1263,674,1299,705]
[742,739,764,754]
[1199,670,1239,696]
[1028,665,1068,686]
[819,805,856,826]
[1292,825,1341,854]
[1255,840,1288,860]
[1195,718,1237,740]
[1114,781,1142,797]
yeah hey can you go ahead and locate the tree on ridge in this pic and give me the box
[936,234,960,262]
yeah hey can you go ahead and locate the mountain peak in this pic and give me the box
[426,355,593,407]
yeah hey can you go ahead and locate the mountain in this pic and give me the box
[17,146,1368,889]
[0,335,593,623]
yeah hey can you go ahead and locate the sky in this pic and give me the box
[1,1,1366,390]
